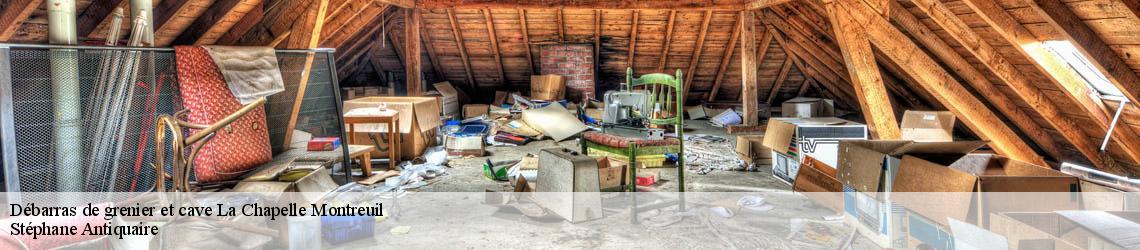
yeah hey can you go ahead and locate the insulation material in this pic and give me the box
[684,135,748,173]
[520,102,587,141]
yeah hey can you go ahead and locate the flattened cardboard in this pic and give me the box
[793,157,844,212]
[735,135,770,164]
[900,110,956,142]
[463,104,490,119]
[530,75,566,101]
[521,102,588,141]
[686,106,708,119]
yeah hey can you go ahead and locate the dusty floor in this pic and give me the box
[414,120,792,192]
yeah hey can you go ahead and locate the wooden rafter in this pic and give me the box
[216,0,265,44]
[519,9,535,75]
[335,10,391,78]
[319,0,370,45]
[832,0,1045,165]
[234,0,311,46]
[656,10,677,72]
[320,2,387,48]
[764,10,847,86]
[378,0,414,8]
[754,28,774,74]
[557,8,565,43]
[682,10,712,98]
[708,12,744,102]
[484,9,506,84]
[746,0,795,9]
[154,0,213,46]
[421,17,445,82]
[1029,0,1140,108]
[406,8,423,95]
[827,3,899,139]
[172,0,263,45]
[0,0,44,41]
[771,29,856,106]
[741,10,759,125]
[447,8,477,87]
[896,0,1080,166]
[77,0,126,38]
[765,58,793,104]
[594,10,601,90]
[417,0,749,10]
[628,10,640,71]
[796,78,812,96]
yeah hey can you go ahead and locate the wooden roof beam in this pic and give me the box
[77,0,127,38]
[557,8,565,43]
[828,2,899,139]
[321,2,387,48]
[406,8,422,95]
[233,0,312,46]
[771,30,857,107]
[519,9,535,75]
[216,0,265,44]
[741,10,759,125]
[378,0,414,8]
[0,0,44,41]
[765,58,793,104]
[963,0,1140,172]
[656,10,677,72]
[172,0,263,45]
[417,0,749,10]
[446,8,477,87]
[484,9,506,84]
[707,12,743,102]
[746,0,795,9]
[682,10,713,98]
[319,0,370,45]
[276,0,329,153]
[833,0,1045,165]
[628,10,640,72]
[153,0,213,46]
[421,15,445,82]
[900,0,1092,168]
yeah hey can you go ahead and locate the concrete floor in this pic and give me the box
[415,120,793,192]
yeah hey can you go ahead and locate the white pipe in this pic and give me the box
[129,0,153,45]
[1061,162,1140,192]
[48,0,82,192]
[1101,98,1129,151]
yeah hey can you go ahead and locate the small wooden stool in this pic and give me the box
[344,110,400,175]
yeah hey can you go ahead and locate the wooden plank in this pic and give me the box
[796,78,812,96]
[406,8,423,95]
[277,0,329,153]
[216,0,264,44]
[765,58,793,104]
[746,0,795,9]
[834,0,1044,165]
[234,0,310,46]
[656,10,677,72]
[336,13,388,78]
[0,0,43,41]
[319,0,370,45]
[682,10,713,98]
[557,8,565,43]
[594,9,601,92]
[708,12,743,102]
[754,29,774,75]
[484,9,506,84]
[77,0,126,38]
[899,0,1091,167]
[378,0,414,8]
[773,30,855,107]
[741,10,759,125]
[421,15,445,82]
[628,10,640,71]
[1030,0,1140,112]
[963,0,1140,171]
[827,3,899,140]
[417,0,748,10]
[320,2,386,48]
[172,0,262,45]
[520,9,535,75]
[447,8,477,87]
[154,0,214,46]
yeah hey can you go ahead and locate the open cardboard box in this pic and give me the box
[990,211,1140,250]
[343,96,441,159]
[792,156,844,213]
[900,110,955,142]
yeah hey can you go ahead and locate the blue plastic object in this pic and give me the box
[321,216,374,245]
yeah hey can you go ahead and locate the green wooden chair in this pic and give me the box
[581,67,685,222]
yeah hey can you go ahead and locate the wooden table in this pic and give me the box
[344,110,400,174]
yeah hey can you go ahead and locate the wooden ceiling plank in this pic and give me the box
[594,9,601,90]
[683,10,713,98]
[154,0,214,46]
[319,0,370,44]
[557,8,565,43]
[741,10,759,125]
[827,3,899,139]
[834,0,1045,165]
[0,0,44,41]
[519,8,535,75]
[378,0,414,8]
[655,10,677,72]
[628,10,640,72]
[447,8,477,87]
[484,9,506,84]
[172,0,263,45]
[964,0,1140,171]
[796,78,812,96]
[746,0,795,9]
[216,0,264,44]
[421,14,445,82]
[77,0,126,38]
[707,12,743,102]
[321,3,386,48]
[765,58,793,104]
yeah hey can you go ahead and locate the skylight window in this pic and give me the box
[1042,41,1125,98]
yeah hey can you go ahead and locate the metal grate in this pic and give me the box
[0,45,345,192]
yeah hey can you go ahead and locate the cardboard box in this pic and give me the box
[531,75,566,101]
[433,82,461,120]
[900,110,955,142]
[686,106,708,119]
[780,97,834,118]
[836,140,986,193]
[792,156,844,213]
[232,167,338,203]
[463,104,490,119]
[990,211,1140,250]
[735,135,771,165]
[596,157,628,191]
[584,108,604,122]
[344,96,441,159]
[763,118,867,183]
[444,134,484,157]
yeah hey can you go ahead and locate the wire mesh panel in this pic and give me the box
[0,45,345,192]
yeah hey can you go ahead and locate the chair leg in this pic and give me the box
[629,144,638,224]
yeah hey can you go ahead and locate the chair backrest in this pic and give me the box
[625,67,684,126]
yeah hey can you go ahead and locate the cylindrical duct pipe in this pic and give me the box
[129,0,153,44]
[48,0,82,191]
